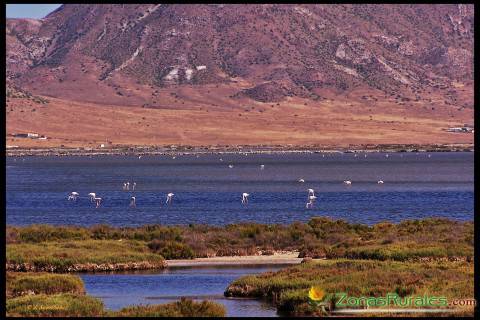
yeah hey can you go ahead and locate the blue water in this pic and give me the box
[6,152,474,226]
[80,265,284,317]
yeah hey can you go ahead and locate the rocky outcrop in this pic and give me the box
[224,284,261,298]
[335,39,373,65]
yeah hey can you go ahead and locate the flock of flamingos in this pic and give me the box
[67,161,385,209]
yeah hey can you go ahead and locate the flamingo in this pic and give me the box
[242,193,249,205]
[68,192,79,201]
[88,193,96,202]
[306,195,317,209]
[308,188,315,197]
[94,197,102,208]
[344,180,352,185]
[166,192,174,205]
[130,196,136,207]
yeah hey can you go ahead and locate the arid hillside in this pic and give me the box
[5,4,474,147]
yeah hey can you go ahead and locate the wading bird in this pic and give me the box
[260,164,265,170]
[306,195,317,209]
[132,182,136,191]
[228,164,234,168]
[94,197,102,208]
[377,180,384,184]
[130,196,136,207]
[308,188,315,197]
[68,192,79,201]
[88,193,96,202]
[242,193,249,205]
[166,193,174,205]
[344,180,352,185]
[298,178,305,183]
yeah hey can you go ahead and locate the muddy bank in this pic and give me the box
[6,261,167,273]
[6,143,474,157]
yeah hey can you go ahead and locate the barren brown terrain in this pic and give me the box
[5,4,474,148]
[6,89,473,148]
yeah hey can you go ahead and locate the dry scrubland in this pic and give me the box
[6,93,474,148]
[7,218,474,270]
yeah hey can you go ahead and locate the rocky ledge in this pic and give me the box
[6,261,167,273]
[224,284,261,298]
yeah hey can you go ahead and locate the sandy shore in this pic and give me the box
[166,253,303,267]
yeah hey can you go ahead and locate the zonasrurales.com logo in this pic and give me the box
[307,287,476,314]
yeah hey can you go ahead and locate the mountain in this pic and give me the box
[5,4,474,147]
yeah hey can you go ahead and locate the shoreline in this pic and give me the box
[7,254,470,273]
[166,252,303,267]
[5,143,474,157]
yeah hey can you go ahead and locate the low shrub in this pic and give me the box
[114,298,226,317]
[7,272,85,298]
[6,294,104,317]
[148,240,195,259]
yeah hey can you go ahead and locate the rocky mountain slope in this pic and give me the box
[6,4,473,106]
[5,4,474,148]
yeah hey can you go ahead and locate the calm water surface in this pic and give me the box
[80,265,285,317]
[7,152,474,317]
[6,152,473,226]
